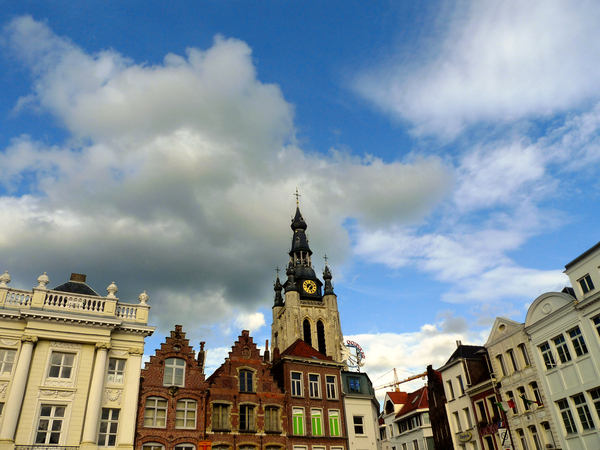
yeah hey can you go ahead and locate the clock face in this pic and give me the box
[303,279,317,294]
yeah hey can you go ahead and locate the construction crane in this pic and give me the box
[374,368,427,391]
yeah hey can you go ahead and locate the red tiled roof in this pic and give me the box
[396,386,429,418]
[386,391,409,404]
[279,339,333,361]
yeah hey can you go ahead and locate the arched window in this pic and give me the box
[142,443,164,450]
[317,320,326,355]
[303,319,312,346]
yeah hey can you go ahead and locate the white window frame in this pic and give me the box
[308,373,320,398]
[142,443,164,450]
[328,409,341,437]
[176,399,197,429]
[325,375,337,399]
[164,357,186,386]
[353,415,365,435]
[579,274,594,294]
[293,407,305,435]
[311,408,323,436]
[106,358,126,384]
[144,397,167,428]
[48,352,76,379]
[446,380,455,400]
[0,349,16,376]
[98,408,119,447]
[174,444,196,450]
[291,371,303,397]
[35,404,67,445]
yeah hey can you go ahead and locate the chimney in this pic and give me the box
[70,273,86,283]
[456,340,462,347]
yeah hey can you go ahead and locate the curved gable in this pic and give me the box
[525,292,574,327]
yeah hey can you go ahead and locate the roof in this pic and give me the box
[279,339,333,361]
[386,391,409,404]
[396,386,429,418]
[445,345,486,365]
[565,240,600,270]
[52,281,100,296]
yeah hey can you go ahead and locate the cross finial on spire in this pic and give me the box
[275,266,280,276]
[294,187,301,205]
[323,254,329,266]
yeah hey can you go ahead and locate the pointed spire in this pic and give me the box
[274,272,284,307]
[323,260,335,295]
[284,261,298,292]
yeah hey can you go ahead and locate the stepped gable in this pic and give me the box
[279,338,333,361]
[396,386,429,418]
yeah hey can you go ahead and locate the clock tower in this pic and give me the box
[271,201,344,362]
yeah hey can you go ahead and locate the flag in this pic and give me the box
[520,395,543,407]
[496,401,510,413]
[507,399,516,409]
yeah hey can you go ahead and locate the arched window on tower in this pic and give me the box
[317,321,326,355]
[303,319,312,346]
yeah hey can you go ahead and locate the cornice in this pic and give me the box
[19,309,122,327]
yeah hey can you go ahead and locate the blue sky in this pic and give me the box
[2,1,600,394]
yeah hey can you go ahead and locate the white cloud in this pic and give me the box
[235,312,266,334]
[353,1,600,137]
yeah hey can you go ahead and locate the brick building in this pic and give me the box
[426,365,453,450]
[135,325,210,450]
[271,339,348,450]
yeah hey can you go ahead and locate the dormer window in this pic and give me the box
[579,274,594,294]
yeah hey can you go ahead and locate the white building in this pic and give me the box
[524,241,600,450]
[391,386,434,450]
[0,272,154,450]
[342,371,380,450]
[485,318,560,449]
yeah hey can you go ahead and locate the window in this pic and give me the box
[507,349,519,372]
[329,410,340,436]
[590,388,600,419]
[308,374,320,398]
[353,416,365,435]
[463,408,473,429]
[175,444,195,450]
[528,426,542,450]
[517,429,529,450]
[211,403,230,431]
[293,408,304,435]
[453,412,462,431]
[518,343,530,366]
[539,342,556,369]
[496,355,507,377]
[572,394,594,430]
[144,397,167,427]
[557,399,577,434]
[164,358,185,386]
[303,319,312,346]
[507,391,518,414]
[0,349,16,375]
[35,405,65,444]
[176,399,196,429]
[475,401,487,422]
[517,387,530,411]
[240,370,254,392]
[569,327,588,357]
[579,274,594,294]
[593,315,600,337]
[98,408,119,447]
[291,372,303,396]
[142,443,164,450]
[530,382,543,405]
[326,375,337,399]
[457,375,465,395]
[265,406,280,432]
[446,380,455,400]
[542,422,556,448]
[380,427,387,440]
[317,320,326,355]
[412,440,419,450]
[107,358,125,384]
[553,335,572,363]
[239,405,256,431]
[49,352,75,378]
[349,377,361,392]
[311,409,323,436]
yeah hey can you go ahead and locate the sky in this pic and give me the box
[2,0,600,399]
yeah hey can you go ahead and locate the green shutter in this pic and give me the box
[330,416,339,436]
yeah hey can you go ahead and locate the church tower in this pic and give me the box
[271,199,344,362]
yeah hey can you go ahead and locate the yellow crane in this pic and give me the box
[374,368,427,391]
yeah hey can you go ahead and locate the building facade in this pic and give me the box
[340,372,379,450]
[0,271,154,450]
[426,365,453,450]
[390,386,434,450]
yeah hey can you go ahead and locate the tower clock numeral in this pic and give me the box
[303,280,317,294]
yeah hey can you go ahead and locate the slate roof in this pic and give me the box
[279,339,333,361]
[396,386,429,418]
[445,344,485,365]
[52,281,100,296]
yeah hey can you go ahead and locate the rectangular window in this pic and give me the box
[453,411,462,431]
[0,349,16,375]
[291,372,303,396]
[326,375,337,399]
[175,399,196,429]
[579,274,595,294]
[413,440,419,450]
[517,429,528,450]
[475,401,487,422]
[528,426,542,450]
[311,409,323,436]
[309,374,320,398]
[590,388,600,420]
[569,327,588,357]
[539,342,556,369]
[553,335,572,363]
[507,349,519,372]
[211,404,230,431]
[463,408,473,429]
[353,416,365,435]
[457,375,465,395]
[98,408,119,447]
[49,352,75,379]
[530,382,543,405]
[446,380,455,400]
[517,386,530,411]
[239,405,255,431]
[107,358,125,384]
[519,344,530,367]
[557,399,577,434]
[593,315,600,338]
[329,410,340,436]
[265,406,280,432]
[507,391,519,414]
[496,355,508,377]
[164,358,185,386]
[572,394,594,430]
[239,370,254,392]
[293,408,304,435]
[349,377,361,392]
[144,397,167,427]
[35,405,65,444]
